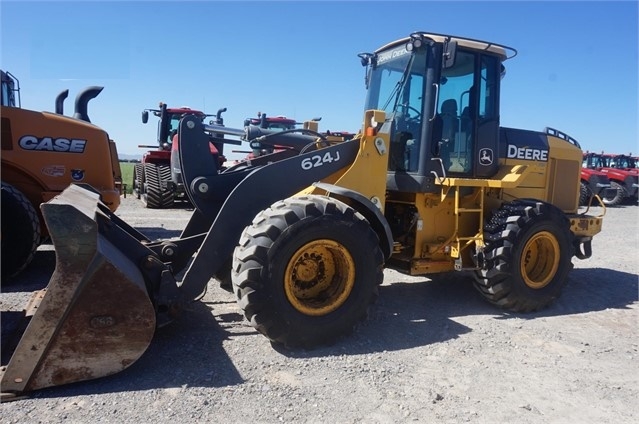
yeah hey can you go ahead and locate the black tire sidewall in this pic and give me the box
[507,215,573,302]
[579,182,590,206]
[261,214,380,342]
[1,184,40,279]
[133,164,142,199]
[603,181,624,206]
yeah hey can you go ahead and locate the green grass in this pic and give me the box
[120,162,134,195]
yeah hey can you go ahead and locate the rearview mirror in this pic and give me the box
[443,40,457,69]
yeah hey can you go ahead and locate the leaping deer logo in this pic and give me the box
[479,148,493,166]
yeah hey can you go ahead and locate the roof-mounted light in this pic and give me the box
[406,33,424,52]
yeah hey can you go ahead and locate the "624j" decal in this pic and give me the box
[301,151,341,170]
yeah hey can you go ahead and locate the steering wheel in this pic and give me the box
[402,104,422,121]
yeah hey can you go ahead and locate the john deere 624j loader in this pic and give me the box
[1,32,603,400]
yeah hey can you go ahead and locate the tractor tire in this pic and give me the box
[1,182,41,281]
[602,181,625,207]
[142,163,175,209]
[579,182,591,206]
[474,200,574,313]
[132,163,144,200]
[232,195,384,348]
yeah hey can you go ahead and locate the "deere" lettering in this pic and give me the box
[19,135,87,153]
[507,144,548,161]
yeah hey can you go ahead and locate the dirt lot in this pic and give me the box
[1,197,637,423]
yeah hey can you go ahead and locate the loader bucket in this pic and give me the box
[1,185,155,399]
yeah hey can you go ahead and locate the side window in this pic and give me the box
[403,73,424,172]
[387,71,425,173]
[407,74,424,116]
[168,116,181,144]
[1,82,11,107]
[436,51,476,174]
[479,55,499,120]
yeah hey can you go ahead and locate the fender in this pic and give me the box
[312,182,394,260]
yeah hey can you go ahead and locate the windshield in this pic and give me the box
[365,46,427,173]
[613,156,637,169]
[165,115,183,144]
[166,113,206,144]
[266,122,296,132]
[365,45,426,118]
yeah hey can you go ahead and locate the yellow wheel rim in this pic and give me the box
[284,239,355,316]
[520,231,560,289]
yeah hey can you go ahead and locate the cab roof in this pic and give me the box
[375,32,517,61]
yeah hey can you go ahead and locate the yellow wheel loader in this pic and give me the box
[0,32,604,400]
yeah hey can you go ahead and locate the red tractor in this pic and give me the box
[579,167,613,206]
[583,152,639,206]
[134,103,228,208]
[238,112,354,160]
[240,112,319,159]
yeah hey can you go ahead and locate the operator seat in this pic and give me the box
[460,107,471,137]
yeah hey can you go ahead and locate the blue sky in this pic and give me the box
[1,1,637,160]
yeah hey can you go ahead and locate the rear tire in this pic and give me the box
[602,181,625,206]
[232,195,384,348]
[142,163,175,209]
[474,200,574,312]
[1,182,41,281]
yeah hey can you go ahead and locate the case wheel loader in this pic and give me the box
[0,70,123,281]
[1,32,604,400]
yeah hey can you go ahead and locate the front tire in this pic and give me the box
[232,195,384,348]
[579,182,591,206]
[602,181,625,206]
[1,182,41,281]
[474,200,574,312]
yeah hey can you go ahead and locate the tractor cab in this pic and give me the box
[142,103,209,150]
[1,70,20,108]
[360,32,516,192]
[612,154,639,172]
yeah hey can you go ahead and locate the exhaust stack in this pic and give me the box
[55,89,69,115]
[73,86,103,123]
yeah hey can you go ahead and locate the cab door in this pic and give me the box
[432,50,501,178]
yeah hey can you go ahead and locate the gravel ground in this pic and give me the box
[1,196,637,423]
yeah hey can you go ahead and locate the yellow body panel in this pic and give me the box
[501,135,583,213]
[300,111,600,276]
[304,111,389,209]
[386,189,486,275]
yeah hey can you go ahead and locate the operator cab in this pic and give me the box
[361,32,516,192]
[1,70,20,108]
